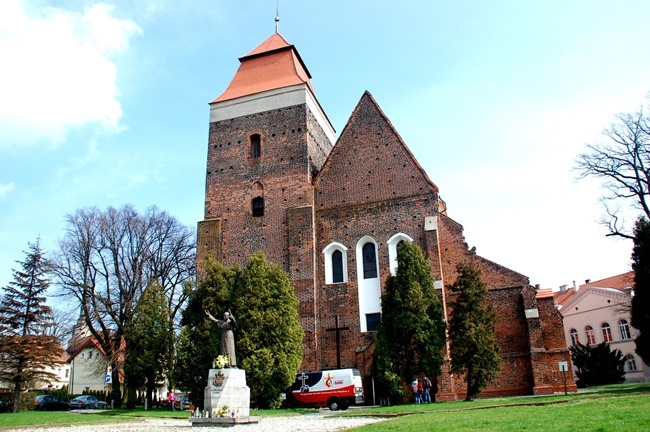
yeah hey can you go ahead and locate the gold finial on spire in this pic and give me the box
[275,0,280,33]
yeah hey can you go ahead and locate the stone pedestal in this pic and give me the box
[189,368,258,427]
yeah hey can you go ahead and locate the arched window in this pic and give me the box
[585,325,595,345]
[250,134,261,158]
[601,323,613,342]
[387,233,413,275]
[252,197,264,216]
[362,243,378,279]
[626,354,638,371]
[356,236,381,332]
[619,319,632,340]
[323,242,348,284]
[569,328,579,345]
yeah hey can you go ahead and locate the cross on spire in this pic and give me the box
[275,0,280,33]
[326,315,349,368]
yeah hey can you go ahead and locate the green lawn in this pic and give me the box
[1,384,648,430]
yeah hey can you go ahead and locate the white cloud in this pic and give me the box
[0,1,141,148]
[0,182,15,197]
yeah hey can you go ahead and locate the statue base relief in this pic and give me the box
[188,368,259,427]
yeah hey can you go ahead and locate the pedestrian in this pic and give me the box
[168,390,176,411]
[411,379,421,404]
[423,376,432,403]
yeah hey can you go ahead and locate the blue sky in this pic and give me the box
[1,0,649,298]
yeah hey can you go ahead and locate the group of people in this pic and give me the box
[411,376,433,404]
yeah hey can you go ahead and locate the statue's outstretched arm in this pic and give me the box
[205,310,218,323]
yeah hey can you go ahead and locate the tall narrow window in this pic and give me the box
[601,323,613,342]
[585,325,595,345]
[626,354,638,371]
[250,134,261,158]
[323,242,348,284]
[362,243,378,279]
[332,250,344,283]
[619,319,632,340]
[252,197,264,216]
[569,328,579,345]
[387,233,413,275]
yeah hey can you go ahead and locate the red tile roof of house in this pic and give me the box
[535,288,555,299]
[213,33,315,103]
[553,271,634,307]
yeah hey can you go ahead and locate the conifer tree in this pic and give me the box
[124,279,173,409]
[448,261,500,401]
[372,242,446,403]
[234,252,304,408]
[0,240,65,413]
[174,258,236,408]
[632,217,650,364]
[175,253,303,409]
[569,342,625,387]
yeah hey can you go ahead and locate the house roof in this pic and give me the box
[553,271,633,308]
[213,33,316,103]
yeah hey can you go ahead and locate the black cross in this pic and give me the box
[326,315,349,368]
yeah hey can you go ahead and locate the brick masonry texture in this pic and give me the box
[198,89,576,401]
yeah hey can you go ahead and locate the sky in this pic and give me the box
[1,0,649,300]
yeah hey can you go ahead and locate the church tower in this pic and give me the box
[197,33,335,369]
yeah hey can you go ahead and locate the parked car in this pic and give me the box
[34,395,70,411]
[175,396,192,410]
[69,395,107,409]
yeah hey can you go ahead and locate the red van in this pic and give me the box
[283,368,364,410]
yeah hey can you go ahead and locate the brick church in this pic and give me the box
[197,32,576,400]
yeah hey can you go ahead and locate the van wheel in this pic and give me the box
[328,399,340,411]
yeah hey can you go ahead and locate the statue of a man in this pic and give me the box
[205,309,237,368]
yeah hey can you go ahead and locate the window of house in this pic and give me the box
[81,353,85,359]
[585,325,595,345]
[362,242,378,279]
[252,197,264,217]
[626,354,638,371]
[332,250,344,283]
[250,134,261,158]
[569,328,579,345]
[366,313,381,332]
[65,369,69,378]
[620,319,632,340]
[601,323,613,342]
[323,242,348,284]
[88,350,92,359]
[387,233,413,275]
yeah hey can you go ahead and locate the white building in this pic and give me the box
[554,272,650,382]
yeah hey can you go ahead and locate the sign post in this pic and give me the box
[558,361,568,395]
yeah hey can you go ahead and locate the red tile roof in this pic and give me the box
[535,289,555,299]
[578,271,633,291]
[553,271,634,307]
[213,33,315,103]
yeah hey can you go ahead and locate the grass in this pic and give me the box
[0,384,648,430]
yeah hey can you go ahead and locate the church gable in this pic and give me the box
[315,91,438,209]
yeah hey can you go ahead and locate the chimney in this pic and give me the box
[573,280,577,289]
[585,279,591,284]
[535,284,540,290]
[559,284,567,293]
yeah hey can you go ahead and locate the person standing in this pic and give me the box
[168,390,176,411]
[411,379,421,404]
[423,377,432,403]
[205,309,237,367]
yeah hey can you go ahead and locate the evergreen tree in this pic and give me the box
[234,252,304,408]
[124,279,174,409]
[0,240,65,413]
[175,253,303,409]
[174,258,237,409]
[570,342,626,387]
[632,217,650,365]
[448,262,500,401]
[372,242,446,403]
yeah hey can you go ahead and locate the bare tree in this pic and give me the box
[51,205,195,406]
[575,103,650,238]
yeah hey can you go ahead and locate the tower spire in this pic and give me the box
[275,0,280,33]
